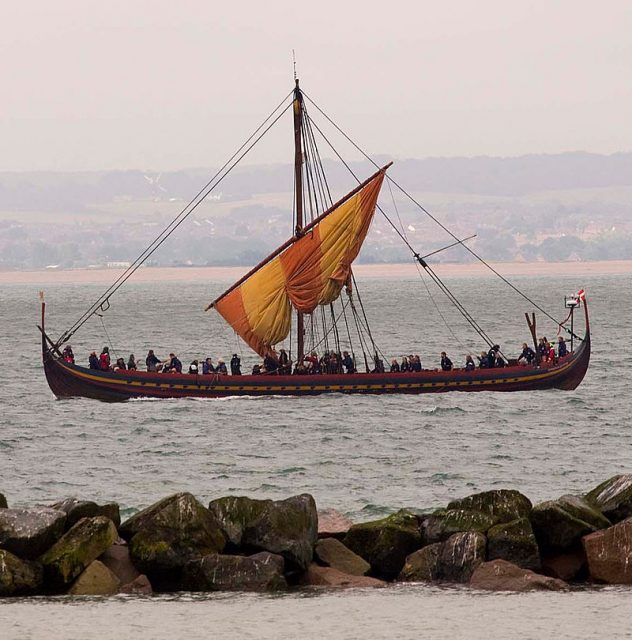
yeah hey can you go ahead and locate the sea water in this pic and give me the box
[0,272,630,638]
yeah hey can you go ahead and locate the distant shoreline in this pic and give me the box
[1,260,631,285]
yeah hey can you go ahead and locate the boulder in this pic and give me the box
[182,552,287,592]
[0,507,66,559]
[0,493,7,509]
[318,508,353,540]
[470,559,568,592]
[0,549,43,596]
[487,517,540,570]
[344,509,423,580]
[583,520,632,584]
[120,574,153,595]
[208,496,269,547]
[398,543,442,582]
[586,475,632,523]
[51,499,122,531]
[120,493,225,590]
[209,494,318,572]
[99,542,140,585]
[439,531,486,583]
[423,509,496,544]
[314,538,370,576]
[530,495,610,552]
[447,490,532,523]
[541,550,587,582]
[41,516,118,588]
[67,560,120,596]
[302,564,385,588]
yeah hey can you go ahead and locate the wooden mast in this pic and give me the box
[293,78,305,363]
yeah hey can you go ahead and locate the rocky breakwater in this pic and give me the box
[1,475,632,596]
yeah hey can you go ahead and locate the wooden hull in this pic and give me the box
[43,332,590,402]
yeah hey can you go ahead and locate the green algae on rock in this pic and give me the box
[40,516,118,588]
[0,549,43,596]
[344,509,422,579]
[487,517,540,570]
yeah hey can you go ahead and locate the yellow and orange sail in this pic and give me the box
[208,167,388,356]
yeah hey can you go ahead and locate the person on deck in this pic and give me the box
[538,338,549,362]
[518,343,536,365]
[189,360,199,374]
[127,354,137,370]
[114,357,126,370]
[390,359,400,372]
[342,351,355,374]
[411,355,422,372]
[252,363,262,375]
[372,356,385,373]
[487,345,500,369]
[478,351,490,368]
[440,352,453,371]
[146,350,161,372]
[494,353,506,368]
[216,359,228,375]
[203,357,215,374]
[293,362,307,375]
[263,354,278,374]
[465,355,476,371]
[546,342,556,363]
[278,349,290,375]
[89,351,99,370]
[99,347,111,371]
[62,345,75,364]
[558,336,568,358]
[163,353,182,373]
[230,354,242,375]
[400,356,410,372]
[304,352,320,374]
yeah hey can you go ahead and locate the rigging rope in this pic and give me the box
[305,110,497,349]
[302,91,566,330]
[58,92,294,346]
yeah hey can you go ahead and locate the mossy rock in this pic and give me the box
[0,549,43,596]
[182,552,287,592]
[447,490,532,523]
[40,516,118,589]
[398,543,442,582]
[50,498,120,531]
[208,496,271,547]
[585,475,632,523]
[209,494,318,572]
[0,493,7,509]
[423,508,497,543]
[439,531,486,583]
[120,493,225,591]
[487,517,540,570]
[530,495,610,552]
[344,509,423,580]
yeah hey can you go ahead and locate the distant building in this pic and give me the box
[106,261,131,268]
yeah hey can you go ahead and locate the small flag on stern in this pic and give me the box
[577,289,586,300]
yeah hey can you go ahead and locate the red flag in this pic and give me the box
[577,289,586,300]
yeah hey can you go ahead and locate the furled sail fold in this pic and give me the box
[207,165,389,357]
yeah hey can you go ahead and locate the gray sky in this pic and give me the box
[3,0,631,171]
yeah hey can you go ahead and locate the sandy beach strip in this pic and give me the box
[1,260,631,286]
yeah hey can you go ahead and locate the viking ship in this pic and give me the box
[41,79,590,401]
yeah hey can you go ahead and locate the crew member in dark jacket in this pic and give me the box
[89,351,99,370]
[146,350,161,372]
[440,352,453,371]
[163,353,182,373]
[465,355,475,371]
[341,351,355,374]
[230,354,242,375]
[557,336,568,358]
[518,343,536,365]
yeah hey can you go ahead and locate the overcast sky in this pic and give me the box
[2,0,631,171]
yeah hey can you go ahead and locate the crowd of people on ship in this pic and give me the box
[73,334,569,378]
